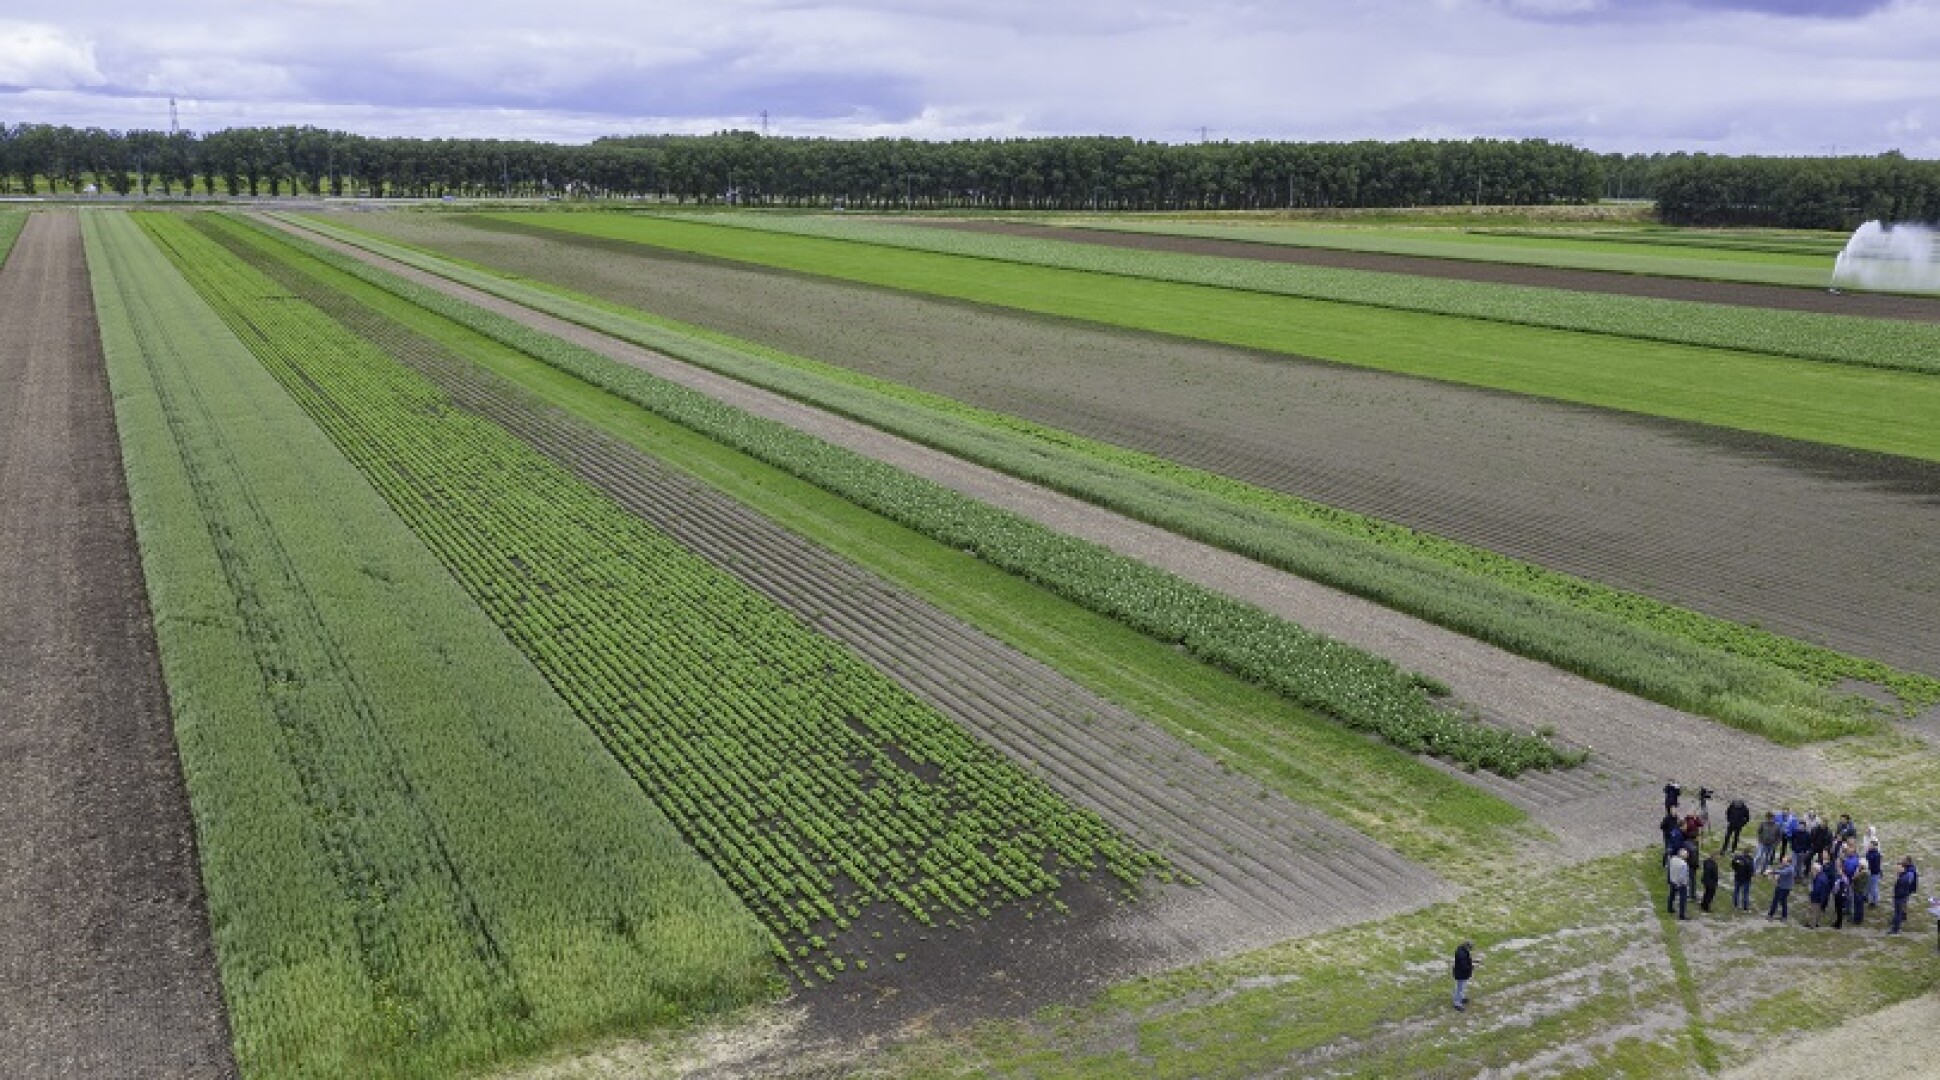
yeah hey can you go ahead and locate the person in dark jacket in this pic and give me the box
[1767,860,1795,920]
[1664,781,1681,814]
[1866,841,1883,906]
[1452,941,1475,1010]
[1830,872,1852,929]
[1806,863,1834,928]
[1700,854,1721,913]
[1722,798,1751,851]
[1809,817,1834,865]
[1731,849,1756,911]
[1661,812,1680,863]
[1889,857,1919,935]
[1790,818,1814,867]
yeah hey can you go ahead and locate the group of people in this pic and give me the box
[1658,781,1934,945]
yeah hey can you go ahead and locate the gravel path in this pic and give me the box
[271,213,1850,865]
[0,213,236,1078]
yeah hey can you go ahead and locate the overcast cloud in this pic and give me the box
[3,0,1935,154]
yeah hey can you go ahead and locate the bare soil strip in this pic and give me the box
[0,213,236,1077]
[274,215,1850,866]
[329,215,1940,676]
[352,298,1457,1036]
[931,219,1940,323]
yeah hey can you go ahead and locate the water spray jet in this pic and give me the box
[1830,221,1940,294]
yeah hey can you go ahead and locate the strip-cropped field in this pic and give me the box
[660,212,1940,374]
[496,212,1940,462]
[143,211,1186,993]
[86,211,776,1080]
[303,211,1939,729]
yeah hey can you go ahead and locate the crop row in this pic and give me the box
[660,213,1940,376]
[90,211,775,1080]
[286,212,1938,731]
[154,211,1169,985]
[258,214,1578,775]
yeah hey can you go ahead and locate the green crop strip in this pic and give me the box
[0,210,25,266]
[502,212,1940,462]
[1063,218,1840,285]
[84,212,775,1080]
[286,212,1934,736]
[144,211,1176,991]
[259,212,1578,775]
[647,212,1940,376]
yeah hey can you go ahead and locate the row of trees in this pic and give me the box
[1649,152,1940,229]
[1,123,1602,209]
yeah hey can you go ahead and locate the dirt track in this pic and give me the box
[335,214,1940,676]
[932,219,1940,322]
[0,213,235,1077]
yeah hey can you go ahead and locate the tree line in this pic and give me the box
[2,123,1601,209]
[4,122,1931,225]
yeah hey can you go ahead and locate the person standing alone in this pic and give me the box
[1723,797,1750,851]
[1452,941,1475,1011]
[1731,848,1755,912]
[1889,857,1918,935]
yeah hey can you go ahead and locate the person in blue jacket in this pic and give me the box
[1889,857,1918,935]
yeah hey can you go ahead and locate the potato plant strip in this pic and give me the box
[140,212,1172,988]
[83,212,774,1080]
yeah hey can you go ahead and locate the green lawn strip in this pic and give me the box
[237,216,1520,877]
[0,210,25,264]
[256,214,1572,776]
[645,212,1940,376]
[498,213,1940,462]
[155,210,1175,987]
[85,211,776,1080]
[283,212,1934,735]
[1060,219,1838,286]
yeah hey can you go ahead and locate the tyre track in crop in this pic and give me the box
[326,213,1940,677]
[363,290,1461,967]
[270,214,1851,866]
[0,213,236,1078]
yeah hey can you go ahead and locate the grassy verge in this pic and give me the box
[1062,217,1839,285]
[84,211,776,1079]
[284,211,1935,737]
[647,212,1940,375]
[494,212,1940,462]
[256,213,1573,775]
[0,210,25,265]
[233,219,1525,875]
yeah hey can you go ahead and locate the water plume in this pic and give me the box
[1831,221,1940,294]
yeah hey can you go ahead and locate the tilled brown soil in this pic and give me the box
[278,252,1456,1044]
[930,219,1940,323]
[332,214,1940,676]
[0,214,236,1077]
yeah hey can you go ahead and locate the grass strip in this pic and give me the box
[502,211,1940,461]
[1061,217,1840,285]
[0,210,26,266]
[287,212,1934,736]
[1643,858,1724,1074]
[257,213,1575,775]
[152,210,1176,987]
[242,221,1527,876]
[649,212,1940,376]
[84,211,775,1080]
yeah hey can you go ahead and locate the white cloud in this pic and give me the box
[0,22,105,89]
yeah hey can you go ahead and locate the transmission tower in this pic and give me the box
[761,110,770,136]
[170,97,179,134]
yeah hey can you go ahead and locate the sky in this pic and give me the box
[3,0,1936,155]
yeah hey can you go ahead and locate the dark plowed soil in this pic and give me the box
[333,214,1940,676]
[0,214,236,1078]
[930,219,1940,322]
